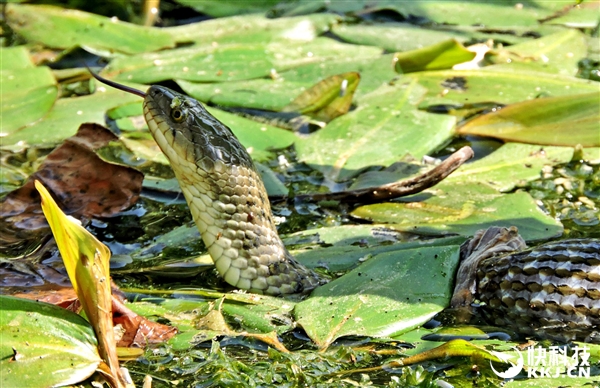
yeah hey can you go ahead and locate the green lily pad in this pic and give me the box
[394,39,476,74]
[413,68,600,109]
[295,79,456,182]
[487,29,588,76]
[166,12,337,44]
[105,38,382,84]
[332,23,565,52]
[0,46,35,69]
[351,182,563,241]
[0,67,58,136]
[546,2,600,28]
[207,106,296,162]
[3,80,143,146]
[446,143,574,192]
[0,295,101,388]
[172,0,281,18]
[294,244,461,349]
[333,23,469,52]
[276,0,566,27]
[178,54,397,111]
[458,92,600,147]
[5,3,175,55]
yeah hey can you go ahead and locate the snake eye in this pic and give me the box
[171,108,185,122]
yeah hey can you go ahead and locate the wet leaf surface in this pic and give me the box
[295,79,456,181]
[351,182,564,241]
[104,38,381,84]
[457,92,600,147]
[0,47,58,136]
[0,295,101,388]
[394,39,476,74]
[282,72,360,122]
[3,79,143,146]
[5,3,175,55]
[295,245,460,349]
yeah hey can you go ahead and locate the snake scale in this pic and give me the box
[453,226,600,343]
[92,72,600,342]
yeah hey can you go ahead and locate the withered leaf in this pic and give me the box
[0,123,144,254]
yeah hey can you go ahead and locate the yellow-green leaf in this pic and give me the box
[34,180,127,387]
[282,72,360,122]
[457,92,600,147]
[394,39,476,74]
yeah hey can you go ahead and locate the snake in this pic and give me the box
[90,71,600,341]
[89,72,326,295]
[453,226,600,343]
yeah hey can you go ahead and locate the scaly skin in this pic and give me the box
[142,85,326,295]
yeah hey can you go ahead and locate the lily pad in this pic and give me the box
[446,143,574,192]
[457,92,600,147]
[276,0,566,27]
[0,47,58,136]
[5,3,175,55]
[178,54,397,111]
[0,295,101,388]
[412,68,600,109]
[173,0,281,18]
[166,12,337,44]
[351,182,564,241]
[105,38,382,84]
[295,244,461,349]
[3,80,143,146]
[487,29,588,76]
[295,79,456,181]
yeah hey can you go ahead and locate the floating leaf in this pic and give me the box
[282,72,360,122]
[412,68,600,109]
[3,80,143,146]
[105,38,381,84]
[351,182,563,241]
[0,47,57,135]
[0,295,101,388]
[172,0,281,18]
[388,339,502,366]
[457,92,600,147]
[486,29,588,76]
[394,39,476,74]
[166,12,336,44]
[295,245,461,349]
[446,143,574,192]
[178,54,396,111]
[5,3,175,55]
[295,79,456,182]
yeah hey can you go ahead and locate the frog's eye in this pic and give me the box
[171,107,185,122]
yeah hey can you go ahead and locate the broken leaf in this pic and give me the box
[282,72,360,122]
[394,39,476,74]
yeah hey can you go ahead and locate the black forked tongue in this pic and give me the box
[87,67,147,98]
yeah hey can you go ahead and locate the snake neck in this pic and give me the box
[142,86,326,295]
